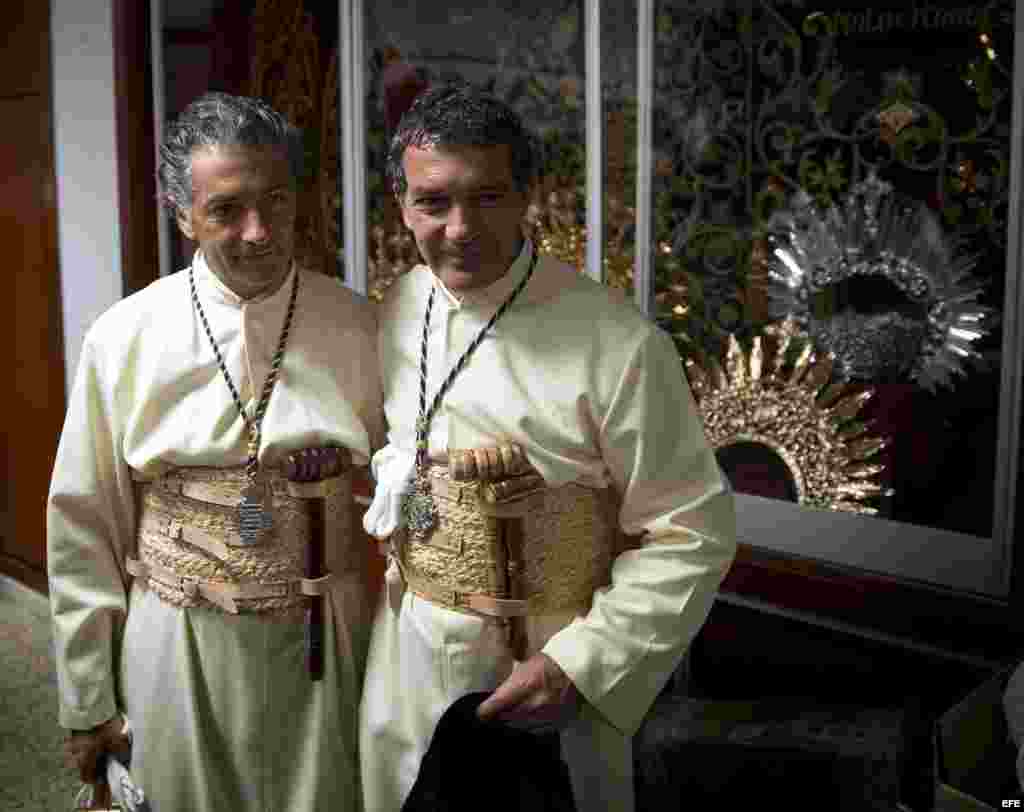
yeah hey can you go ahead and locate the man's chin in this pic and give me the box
[222,261,291,298]
[236,251,284,270]
[439,261,504,291]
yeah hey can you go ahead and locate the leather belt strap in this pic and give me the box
[379,536,529,618]
[153,515,232,559]
[398,560,528,618]
[135,468,348,506]
[147,474,240,508]
[126,556,335,615]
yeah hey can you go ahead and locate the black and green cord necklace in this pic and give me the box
[402,248,537,540]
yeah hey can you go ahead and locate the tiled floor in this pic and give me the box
[0,576,81,810]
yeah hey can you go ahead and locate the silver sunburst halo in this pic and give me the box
[765,172,994,391]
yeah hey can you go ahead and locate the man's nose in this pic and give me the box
[446,204,479,242]
[241,207,271,242]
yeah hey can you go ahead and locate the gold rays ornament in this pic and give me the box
[685,320,891,515]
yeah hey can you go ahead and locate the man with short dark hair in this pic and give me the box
[48,92,382,811]
[360,81,736,812]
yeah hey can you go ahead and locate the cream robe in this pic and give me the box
[359,241,737,812]
[47,254,384,812]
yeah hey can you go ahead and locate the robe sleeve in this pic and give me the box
[541,326,737,735]
[47,328,135,730]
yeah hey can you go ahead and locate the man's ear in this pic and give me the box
[176,207,195,241]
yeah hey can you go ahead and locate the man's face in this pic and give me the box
[177,145,297,300]
[398,143,530,292]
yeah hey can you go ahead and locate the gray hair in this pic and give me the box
[158,92,305,215]
[386,80,540,198]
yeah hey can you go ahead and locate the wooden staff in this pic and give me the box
[305,492,326,680]
[499,514,528,661]
[285,447,346,681]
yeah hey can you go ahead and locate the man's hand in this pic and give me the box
[476,653,580,731]
[65,716,130,783]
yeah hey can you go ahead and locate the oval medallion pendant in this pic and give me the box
[402,476,438,542]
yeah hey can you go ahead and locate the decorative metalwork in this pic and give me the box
[650,0,1014,358]
[685,319,890,514]
[765,172,994,390]
[402,475,438,541]
[877,101,917,146]
[525,182,637,291]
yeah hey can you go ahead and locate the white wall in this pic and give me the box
[50,0,122,392]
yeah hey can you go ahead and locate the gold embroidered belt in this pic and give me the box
[391,446,641,655]
[129,463,354,615]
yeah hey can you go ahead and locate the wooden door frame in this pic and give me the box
[114,0,159,296]
[2,0,159,594]
[2,2,64,594]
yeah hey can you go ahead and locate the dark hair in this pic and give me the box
[386,81,540,198]
[158,92,304,215]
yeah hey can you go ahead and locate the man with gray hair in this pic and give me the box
[48,91,382,811]
[360,80,736,811]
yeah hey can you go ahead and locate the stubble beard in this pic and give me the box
[217,250,292,300]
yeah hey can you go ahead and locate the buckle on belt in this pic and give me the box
[179,574,200,600]
[413,583,461,610]
[162,516,184,540]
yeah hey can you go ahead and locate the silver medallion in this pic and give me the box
[402,476,438,541]
[239,478,273,545]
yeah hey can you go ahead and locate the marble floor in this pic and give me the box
[0,575,80,810]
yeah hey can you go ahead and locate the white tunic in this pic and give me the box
[47,254,384,812]
[359,241,737,811]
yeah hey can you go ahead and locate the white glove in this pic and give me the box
[362,443,418,539]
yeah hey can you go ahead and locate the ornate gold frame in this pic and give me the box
[685,319,890,514]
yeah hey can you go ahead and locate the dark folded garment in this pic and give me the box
[402,692,577,812]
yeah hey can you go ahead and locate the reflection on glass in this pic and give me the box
[656,0,1014,538]
[364,0,588,301]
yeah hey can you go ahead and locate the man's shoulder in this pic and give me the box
[298,267,376,324]
[87,271,187,345]
[377,265,429,321]
[299,268,382,339]
[531,253,654,333]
